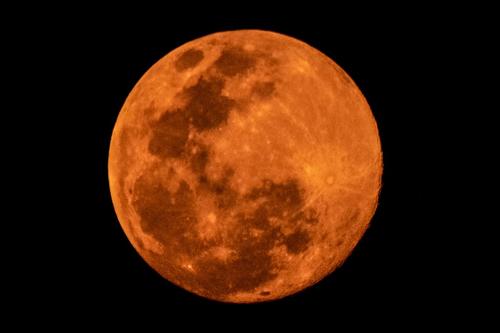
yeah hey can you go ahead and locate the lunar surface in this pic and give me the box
[108,30,382,303]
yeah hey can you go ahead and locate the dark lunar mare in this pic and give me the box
[175,48,204,71]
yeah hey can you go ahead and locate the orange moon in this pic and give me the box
[108,30,382,303]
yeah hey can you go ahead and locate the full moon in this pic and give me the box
[108,30,382,303]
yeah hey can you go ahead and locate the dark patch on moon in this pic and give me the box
[132,172,197,246]
[149,72,240,158]
[240,206,271,229]
[148,109,189,158]
[194,242,277,296]
[260,291,271,296]
[184,76,236,131]
[188,142,210,175]
[252,81,276,99]
[214,47,257,77]
[175,48,204,71]
[284,229,311,254]
[148,75,237,159]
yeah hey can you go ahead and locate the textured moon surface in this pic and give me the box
[108,30,382,303]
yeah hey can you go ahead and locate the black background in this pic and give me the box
[16,4,480,319]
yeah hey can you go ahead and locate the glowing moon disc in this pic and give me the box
[108,30,382,303]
